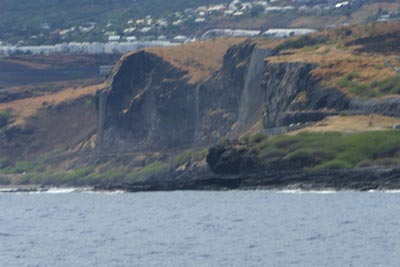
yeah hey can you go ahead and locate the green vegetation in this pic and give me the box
[246,131,400,170]
[0,157,10,169]
[14,166,131,186]
[337,72,400,97]
[10,161,170,186]
[0,153,171,185]
[1,161,37,174]
[275,35,327,52]
[128,162,168,181]
[0,110,10,128]
[0,175,11,185]
[173,148,208,166]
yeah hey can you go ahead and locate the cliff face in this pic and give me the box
[262,62,316,128]
[97,39,400,154]
[97,42,272,152]
[260,62,400,131]
[97,51,195,151]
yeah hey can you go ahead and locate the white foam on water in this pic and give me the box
[368,189,400,194]
[44,188,79,194]
[0,187,127,194]
[276,189,338,194]
[82,190,126,195]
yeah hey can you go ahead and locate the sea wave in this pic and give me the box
[276,189,338,194]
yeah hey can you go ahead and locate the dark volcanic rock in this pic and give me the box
[98,51,196,151]
[96,41,266,153]
[92,39,400,193]
[207,142,257,174]
[262,62,317,128]
[346,32,400,54]
[94,165,400,192]
[349,97,400,117]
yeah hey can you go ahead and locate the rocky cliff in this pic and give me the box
[96,41,272,153]
[96,38,400,155]
[4,23,400,189]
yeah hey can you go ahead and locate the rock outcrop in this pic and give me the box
[96,41,272,153]
[96,39,400,155]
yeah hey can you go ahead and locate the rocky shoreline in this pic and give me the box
[1,166,400,193]
[2,165,400,193]
[92,166,400,192]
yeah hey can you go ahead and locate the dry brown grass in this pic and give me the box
[253,38,286,50]
[268,42,398,94]
[349,2,400,25]
[258,22,400,97]
[145,38,244,83]
[291,115,400,134]
[0,83,104,127]
[290,15,346,29]
[3,58,50,70]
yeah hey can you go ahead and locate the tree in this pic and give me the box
[249,5,264,17]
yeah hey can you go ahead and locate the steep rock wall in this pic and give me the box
[262,62,317,128]
[96,40,400,155]
[96,42,265,152]
[235,47,274,133]
[98,51,199,151]
[261,61,400,130]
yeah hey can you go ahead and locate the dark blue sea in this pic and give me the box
[1,189,400,267]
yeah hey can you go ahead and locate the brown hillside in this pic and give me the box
[146,38,244,83]
[0,83,104,127]
[266,21,400,97]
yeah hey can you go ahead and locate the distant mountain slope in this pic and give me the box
[0,0,228,38]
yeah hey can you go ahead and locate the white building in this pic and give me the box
[87,42,105,54]
[172,19,183,26]
[140,27,152,33]
[195,18,206,23]
[262,28,316,38]
[126,36,138,42]
[123,27,136,34]
[265,6,295,12]
[208,4,226,12]
[201,29,261,39]
[108,35,121,42]
[173,35,188,42]
[0,41,178,56]
[335,1,349,8]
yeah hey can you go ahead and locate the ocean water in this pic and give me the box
[1,190,400,267]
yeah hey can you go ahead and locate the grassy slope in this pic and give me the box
[261,21,400,98]
[0,83,104,127]
[242,130,400,171]
[146,38,244,83]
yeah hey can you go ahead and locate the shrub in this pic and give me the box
[284,148,334,169]
[128,162,168,181]
[250,132,267,143]
[314,160,352,170]
[0,157,11,169]
[0,175,11,185]
[0,110,10,128]
[6,161,37,174]
[174,150,194,166]
[337,73,400,97]
[248,131,400,171]
[174,148,208,166]
[276,35,327,51]
[374,76,400,94]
